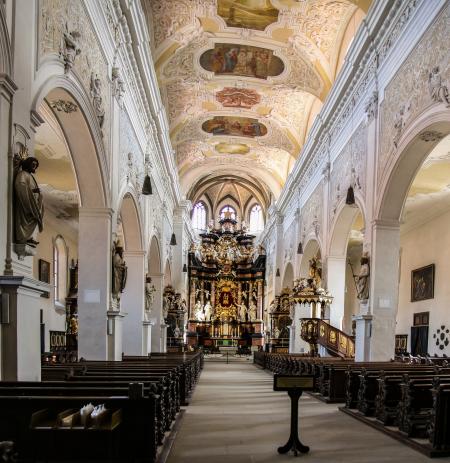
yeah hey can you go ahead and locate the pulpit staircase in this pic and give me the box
[300,318,355,358]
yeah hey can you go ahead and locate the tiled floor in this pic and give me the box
[167,358,448,463]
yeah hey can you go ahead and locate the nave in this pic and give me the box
[167,360,436,463]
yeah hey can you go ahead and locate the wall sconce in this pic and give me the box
[346,186,355,206]
[170,233,177,246]
[276,268,280,277]
[297,241,303,255]
[182,264,187,272]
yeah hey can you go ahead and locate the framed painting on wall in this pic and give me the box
[411,264,435,302]
[38,259,50,284]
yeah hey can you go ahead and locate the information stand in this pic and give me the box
[273,375,314,456]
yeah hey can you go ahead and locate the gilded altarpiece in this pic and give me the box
[187,216,265,349]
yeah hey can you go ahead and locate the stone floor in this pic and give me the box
[167,357,450,463]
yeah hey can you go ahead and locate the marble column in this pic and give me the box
[150,273,164,352]
[78,207,113,361]
[121,250,146,355]
[363,220,401,361]
[189,278,196,319]
[0,276,50,380]
[211,281,216,308]
[292,302,313,354]
[142,320,154,355]
[257,280,263,319]
[326,255,346,330]
[160,324,168,353]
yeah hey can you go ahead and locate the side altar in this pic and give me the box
[187,215,266,349]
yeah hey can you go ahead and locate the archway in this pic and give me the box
[370,110,450,361]
[118,193,145,356]
[148,235,164,352]
[13,81,110,369]
[299,238,321,278]
[282,262,294,291]
[328,202,365,332]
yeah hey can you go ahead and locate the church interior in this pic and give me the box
[0,0,450,461]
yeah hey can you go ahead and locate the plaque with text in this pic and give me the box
[273,375,314,391]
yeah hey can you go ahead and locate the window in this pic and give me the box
[192,202,207,230]
[53,236,68,306]
[249,204,264,232]
[220,205,236,220]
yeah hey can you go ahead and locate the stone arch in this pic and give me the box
[117,192,143,252]
[377,107,450,222]
[164,259,172,287]
[298,237,322,278]
[148,235,162,275]
[328,201,366,332]
[31,75,109,209]
[328,199,366,257]
[282,262,294,290]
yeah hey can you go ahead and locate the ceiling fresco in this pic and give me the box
[142,0,371,207]
[217,0,279,31]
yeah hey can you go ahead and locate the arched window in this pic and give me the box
[53,236,68,306]
[249,204,264,232]
[220,205,236,220]
[192,202,207,230]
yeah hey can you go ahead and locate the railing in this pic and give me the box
[300,318,354,358]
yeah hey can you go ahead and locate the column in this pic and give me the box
[142,320,154,355]
[0,276,50,380]
[211,281,216,308]
[189,277,196,319]
[78,208,112,360]
[121,250,146,355]
[326,256,346,330]
[362,220,401,361]
[160,324,168,353]
[150,273,164,352]
[257,280,263,319]
[292,302,313,354]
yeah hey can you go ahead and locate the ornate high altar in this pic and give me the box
[187,214,265,348]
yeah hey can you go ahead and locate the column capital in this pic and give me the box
[79,207,114,218]
[0,73,17,101]
[371,218,400,230]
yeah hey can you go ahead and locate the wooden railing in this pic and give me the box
[300,318,355,358]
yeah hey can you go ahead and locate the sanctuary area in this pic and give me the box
[0,0,449,461]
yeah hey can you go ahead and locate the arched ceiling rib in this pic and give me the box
[142,0,370,202]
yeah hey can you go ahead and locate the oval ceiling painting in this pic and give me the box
[203,116,267,138]
[215,143,250,154]
[218,0,279,31]
[200,44,284,80]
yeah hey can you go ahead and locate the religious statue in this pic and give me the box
[14,157,44,245]
[90,73,105,128]
[163,293,171,319]
[69,314,78,335]
[238,303,247,322]
[204,300,212,321]
[61,28,81,73]
[274,327,281,339]
[145,276,156,312]
[112,241,127,300]
[268,300,276,313]
[428,66,450,107]
[194,301,204,321]
[174,326,181,338]
[249,302,257,321]
[309,257,322,287]
[356,253,370,301]
[180,299,187,313]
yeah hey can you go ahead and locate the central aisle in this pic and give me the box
[167,360,437,463]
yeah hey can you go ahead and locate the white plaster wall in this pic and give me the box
[397,209,450,356]
[32,212,78,352]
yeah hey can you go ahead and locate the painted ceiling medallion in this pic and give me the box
[202,116,267,137]
[216,87,261,109]
[200,44,284,79]
[215,143,250,154]
[217,0,279,31]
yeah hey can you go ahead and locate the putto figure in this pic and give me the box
[14,157,44,246]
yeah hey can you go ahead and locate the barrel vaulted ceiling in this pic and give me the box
[142,0,371,207]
